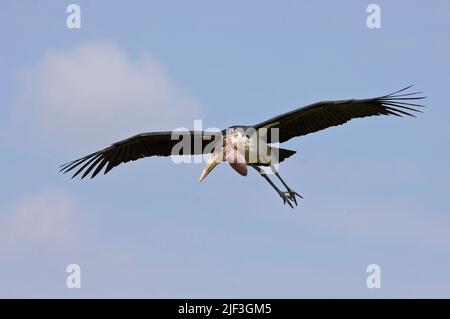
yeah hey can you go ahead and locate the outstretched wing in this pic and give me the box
[254,86,426,143]
[60,131,219,179]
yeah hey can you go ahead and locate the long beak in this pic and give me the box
[199,157,219,182]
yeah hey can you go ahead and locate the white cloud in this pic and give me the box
[0,189,85,254]
[11,42,201,150]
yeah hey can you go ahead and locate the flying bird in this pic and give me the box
[61,86,425,207]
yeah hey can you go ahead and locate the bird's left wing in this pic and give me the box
[254,86,426,143]
[60,131,219,179]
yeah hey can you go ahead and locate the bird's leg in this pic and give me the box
[270,165,303,206]
[250,165,294,208]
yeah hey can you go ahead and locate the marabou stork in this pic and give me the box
[61,86,425,207]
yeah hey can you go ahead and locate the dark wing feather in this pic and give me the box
[60,131,218,179]
[254,86,426,143]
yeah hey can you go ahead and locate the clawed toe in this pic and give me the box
[286,189,302,206]
[279,192,294,208]
[278,189,303,208]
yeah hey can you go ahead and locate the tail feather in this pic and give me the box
[258,147,296,166]
[277,148,296,163]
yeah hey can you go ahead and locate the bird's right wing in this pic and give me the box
[60,131,219,179]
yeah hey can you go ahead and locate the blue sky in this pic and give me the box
[1,0,450,298]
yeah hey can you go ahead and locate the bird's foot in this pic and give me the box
[286,188,303,206]
[279,191,295,208]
